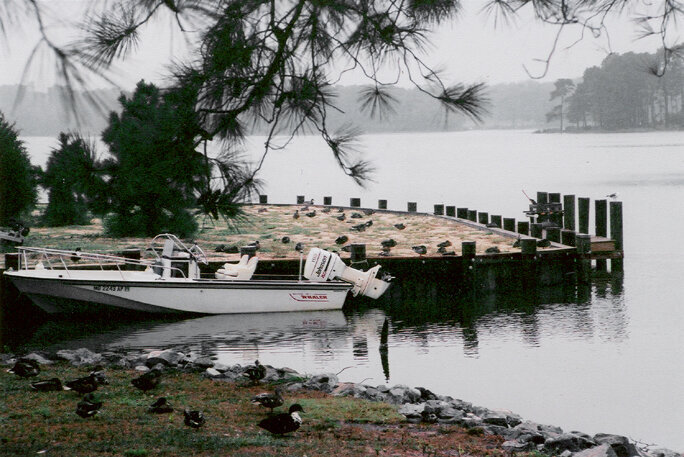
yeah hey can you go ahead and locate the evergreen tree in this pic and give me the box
[546,79,575,132]
[0,112,38,226]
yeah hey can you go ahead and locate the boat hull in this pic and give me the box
[4,270,352,315]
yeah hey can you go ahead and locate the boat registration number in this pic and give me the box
[93,285,130,292]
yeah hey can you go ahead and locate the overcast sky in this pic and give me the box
[0,1,667,90]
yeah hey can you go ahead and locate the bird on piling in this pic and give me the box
[411,245,427,255]
[30,377,64,392]
[131,368,162,392]
[335,235,348,245]
[606,192,619,200]
[251,387,284,413]
[394,223,406,230]
[8,359,40,378]
[148,397,174,414]
[184,409,206,428]
[65,374,99,394]
[244,360,266,384]
[76,393,102,418]
[257,404,304,435]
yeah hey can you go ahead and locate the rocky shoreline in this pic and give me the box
[2,347,681,457]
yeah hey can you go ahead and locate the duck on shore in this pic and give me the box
[251,387,284,413]
[131,368,162,392]
[257,404,304,435]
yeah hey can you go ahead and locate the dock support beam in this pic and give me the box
[595,199,608,271]
[517,221,529,236]
[503,218,516,232]
[457,208,468,219]
[576,234,592,283]
[434,204,444,215]
[478,212,488,225]
[610,201,624,272]
[564,194,576,230]
[578,197,590,234]
[446,206,456,217]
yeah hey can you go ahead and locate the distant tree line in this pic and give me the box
[564,49,684,130]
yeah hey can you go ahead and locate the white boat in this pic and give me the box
[3,234,392,315]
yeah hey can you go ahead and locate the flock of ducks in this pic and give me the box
[7,358,305,436]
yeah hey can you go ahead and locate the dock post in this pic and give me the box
[467,210,477,222]
[490,215,502,228]
[350,198,361,208]
[457,208,468,219]
[407,202,417,213]
[378,199,387,210]
[259,194,268,204]
[610,201,624,272]
[517,221,529,236]
[434,204,444,215]
[478,212,489,225]
[561,229,576,246]
[563,195,576,230]
[350,244,367,263]
[503,218,515,232]
[546,226,560,243]
[595,199,608,271]
[549,193,563,227]
[530,223,543,239]
[297,195,305,204]
[520,238,537,287]
[576,233,592,283]
[578,197,590,234]
[324,196,332,206]
[446,206,456,217]
[537,192,549,204]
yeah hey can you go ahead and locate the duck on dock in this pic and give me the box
[437,240,452,248]
[336,213,346,221]
[293,210,300,219]
[381,239,396,249]
[76,393,102,418]
[8,359,40,378]
[281,236,290,244]
[131,368,162,392]
[65,374,99,394]
[411,245,427,255]
[243,360,266,384]
[335,235,348,245]
[184,409,206,428]
[251,387,284,413]
[306,210,316,218]
[148,397,174,414]
[350,223,366,232]
[30,378,64,392]
[257,404,304,435]
[394,223,406,230]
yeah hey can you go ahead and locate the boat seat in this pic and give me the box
[215,255,258,280]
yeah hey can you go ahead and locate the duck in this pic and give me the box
[293,210,300,220]
[65,374,98,394]
[364,220,373,227]
[243,360,266,384]
[321,207,331,213]
[248,240,260,250]
[437,246,447,254]
[335,235,349,245]
[436,240,452,248]
[30,377,64,392]
[215,244,226,253]
[411,245,427,255]
[8,359,40,378]
[257,404,304,435]
[440,250,456,256]
[485,246,500,254]
[184,409,205,428]
[512,236,521,248]
[350,212,363,219]
[305,210,316,218]
[363,209,375,216]
[89,366,109,385]
[394,223,406,230]
[381,239,397,248]
[131,368,162,392]
[537,238,551,248]
[294,242,303,253]
[70,247,82,262]
[350,223,366,232]
[281,236,290,244]
[148,397,174,414]
[336,213,346,221]
[251,387,284,413]
[75,393,102,418]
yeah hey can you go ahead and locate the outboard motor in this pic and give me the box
[303,248,392,299]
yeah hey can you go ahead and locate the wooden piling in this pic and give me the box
[576,233,592,283]
[610,201,624,272]
[561,229,576,246]
[549,193,563,227]
[407,202,417,213]
[517,221,529,236]
[563,194,576,230]
[478,212,488,225]
[578,197,590,234]
[457,208,468,219]
[259,194,268,204]
[520,238,537,286]
[446,206,456,217]
[537,192,549,204]
[546,226,560,243]
[530,223,543,239]
[434,204,444,215]
[297,195,305,204]
[467,210,477,222]
[350,198,361,208]
[378,199,387,210]
[503,218,516,232]
[595,199,608,271]
[350,243,367,263]
[324,196,332,206]
[490,215,502,228]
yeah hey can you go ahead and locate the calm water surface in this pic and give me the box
[8,130,684,450]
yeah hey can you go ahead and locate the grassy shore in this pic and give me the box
[0,362,510,457]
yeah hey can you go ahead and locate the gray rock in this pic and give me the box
[482,410,509,427]
[204,368,221,377]
[647,449,682,457]
[22,352,53,365]
[212,362,230,372]
[574,444,619,457]
[0,353,15,365]
[192,357,215,368]
[544,433,596,453]
[145,349,185,367]
[502,440,533,452]
[594,434,643,457]
[56,348,102,366]
[304,373,338,392]
[134,365,150,372]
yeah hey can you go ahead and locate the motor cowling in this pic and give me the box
[303,248,392,299]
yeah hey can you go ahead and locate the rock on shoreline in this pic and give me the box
[2,348,681,457]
